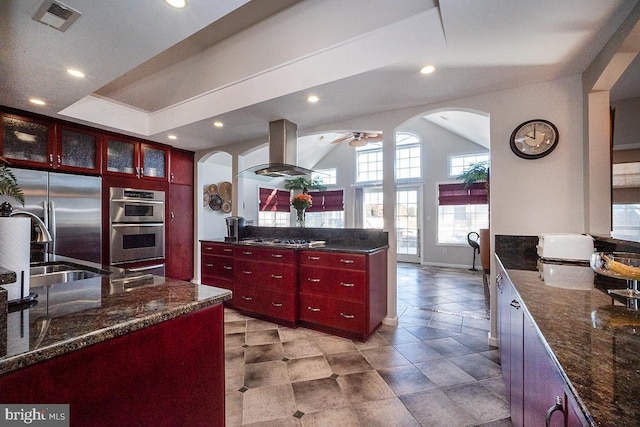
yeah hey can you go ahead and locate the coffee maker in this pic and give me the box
[225,216,245,242]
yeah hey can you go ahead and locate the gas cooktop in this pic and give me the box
[239,237,325,248]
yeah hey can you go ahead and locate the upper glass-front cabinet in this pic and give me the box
[105,137,166,180]
[0,113,101,174]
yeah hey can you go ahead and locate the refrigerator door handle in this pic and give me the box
[48,200,56,255]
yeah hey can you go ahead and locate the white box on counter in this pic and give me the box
[537,233,594,262]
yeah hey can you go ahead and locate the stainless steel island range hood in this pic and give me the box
[242,119,314,178]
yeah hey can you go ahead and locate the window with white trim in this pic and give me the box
[312,168,337,185]
[396,133,421,180]
[450,153,489,177]
[437,182,488,244]
[356,147,383,183]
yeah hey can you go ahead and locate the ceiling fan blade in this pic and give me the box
[331,135,353,144]
[365,135,383,142]
[349,138,368,147]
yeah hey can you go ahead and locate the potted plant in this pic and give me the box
[0,156,24,208]
[283,176,326,192]
[457,161,490,273]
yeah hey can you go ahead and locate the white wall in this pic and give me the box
[612,97,640,148]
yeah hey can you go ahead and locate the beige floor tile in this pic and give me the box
[226,365,245,392]
[244,360,290,388]
[225,320,248,334]
[360,345,411,369]
[353,332,389,350]
[287,355,333,382]
[376,364,438,396]
[278,326,320,342]
[247,318,279,331]
[245,342,284,364]
[325,350,373,375]
[415,358,476,388]
[291,377,350,413]
[282,338,324,359]
[353,397,420,427]
[225,331,246,348]
[243,416,302,426]
[225,390,243,427]
[399,388,478,427]
[242,384,297,425]
[314,335,358,354]
[299,406,360,427]
[246,329,281,345]
[225,346,246,369]
[336,370,395,404]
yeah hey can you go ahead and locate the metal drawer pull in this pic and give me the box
[308,278,320,283]
[307,306,320,312]
[242,251,253,255]
[205,247,213,251]
[242,296,253,301]
[340,282,355,287]
[340,313,355,319]
[224,266,233,270]
[545,396,565,427]
[271,274,283,279]
[340,259,354,264]
[272,302,283,307]
[308,256,320,260]
[223,248,233,252]
[204,263,213,267]
[271,254,283,258]
[243,270,252,275]
[510,300,521,309]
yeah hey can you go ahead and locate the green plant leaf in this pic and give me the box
[0,158,25,206]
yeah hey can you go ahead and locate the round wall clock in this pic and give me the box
[509,119,559,159]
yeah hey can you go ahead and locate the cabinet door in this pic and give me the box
[235,259,297,292]
[166,183,193,280]
[141,143,167,180]
[299,293,366,333]
[170,148,194,185]
[523,312,570,427]
[106,137,137,176]
[202,254,234,280]
[510,288,525,427]
[299,265,366,301]
[1,113,53,167]
[496,266,512,401]
[58,125,102,173]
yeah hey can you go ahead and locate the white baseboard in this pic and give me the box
[383,316,398,326]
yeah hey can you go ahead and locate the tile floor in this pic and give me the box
[224,264,512,426]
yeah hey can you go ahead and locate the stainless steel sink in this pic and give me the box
[30,270,105,286]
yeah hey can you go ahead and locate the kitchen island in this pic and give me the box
[0,256,231,426]
[496,236,640,426]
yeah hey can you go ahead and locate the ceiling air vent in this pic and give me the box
[32,0,81,32]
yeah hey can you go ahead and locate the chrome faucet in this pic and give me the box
[9,209,53,243]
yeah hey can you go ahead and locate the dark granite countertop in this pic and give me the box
[498,258,640,426]
[202,239,388,254]
[0,256,231,376]
[0,266,17,285]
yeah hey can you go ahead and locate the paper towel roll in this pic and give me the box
[0,217,31,301]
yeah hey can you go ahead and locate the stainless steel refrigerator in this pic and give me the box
[6,168,102,264]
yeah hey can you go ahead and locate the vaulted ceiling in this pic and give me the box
[1,0,638,160]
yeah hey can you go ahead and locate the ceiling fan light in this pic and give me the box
[349,138,368,147]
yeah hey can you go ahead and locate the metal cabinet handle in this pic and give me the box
[510,300,521,310]
[205,246,213,251]
[242,251,252,255]
[307,306,320,312]
[496,273,503,291]
[272,302,283,307]
[242,270,252,275]
[223,266,233,270]
[57,155,61,166]
[204,263,213,267]
[340,259,354,264]
[242,296,253,301]
[170,172,175,182]
[170,212,175,221]
[223,248,233,252]
[340,282,355,287]
[271,254,283,258]
[271,274,283,279]
[545,396,565,427]
[308,278,320,283]
[308,256,320,260]
[340,313,355,319]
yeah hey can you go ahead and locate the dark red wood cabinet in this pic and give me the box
[496,257,587,426]
[0,304,225,427]
[169,147,194,185]
[103,135,168,183]
[166,183,194,280]
[298,248,387,341]
[234,246,298,324]
[201,242,235,304]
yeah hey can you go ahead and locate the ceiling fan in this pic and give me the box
[330,131,383,147]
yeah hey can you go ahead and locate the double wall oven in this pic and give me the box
[110,188,165,274]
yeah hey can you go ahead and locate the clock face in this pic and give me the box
[510,119,559,159]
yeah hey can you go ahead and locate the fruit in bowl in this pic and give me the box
[590,252,640,280]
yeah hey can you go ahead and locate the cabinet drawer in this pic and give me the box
[299,251,366,270]
[299,293,365,333]
[235,246,296,263]
[201,242,235,257]
[201,254,234,280]
[235,283,296,323]
[234,259,296,292]
[299,266,366,301]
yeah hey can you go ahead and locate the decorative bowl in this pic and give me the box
[590,252,640,281]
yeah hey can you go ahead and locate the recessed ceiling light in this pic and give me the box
[29,98,46,106]
[213,121,224,128]
[420,65,435,74]
[168,134,177,140]
[67,68,84,78]
[164,0,186,8]
[307,95,319,103]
